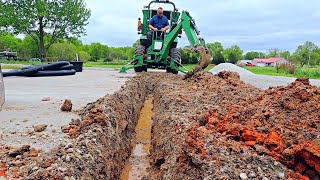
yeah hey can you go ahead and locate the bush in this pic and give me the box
[48,42,76,61]
[295,68,320,79]
[181,49,199,64]
[78,51,91,62]
[103,56,113,62]
[275,63,296,74]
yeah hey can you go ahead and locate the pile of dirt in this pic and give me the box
[0,144,42,179]
[0,73,158,179]
[208,77,320,179]
[149,72,319,180]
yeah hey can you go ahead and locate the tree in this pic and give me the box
[207,42,224,64]
[90,42,107,61]
[132,40,140,48]
[67,37,83,48]
[1,0,91,59]
[280,51,290,59]
[212,51,225,65]
[0,31,20,50]
[78,50,90,62]
[48,41,76,61]
[293,41,318,67]
[267,48,281,58]
[228,52,238,64]
[19,35,39,59]
[245,51,266,60]
[223,45,243,64]
[181,49,199,64]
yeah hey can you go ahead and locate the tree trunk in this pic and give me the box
[39,16,46,60]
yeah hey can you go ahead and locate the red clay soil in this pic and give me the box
[149,71,319,180]
[204,76,320,179]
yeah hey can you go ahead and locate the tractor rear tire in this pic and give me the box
[166,48,181,74]
[134,45,147,73]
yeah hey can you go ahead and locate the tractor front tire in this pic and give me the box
[134,45,147,73]
[166,48,181,74]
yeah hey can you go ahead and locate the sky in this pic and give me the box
[81,0,320,52]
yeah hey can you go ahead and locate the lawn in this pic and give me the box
[244,66,320,79]
[243,66,294,77]
[83,61,124,69]
[180,64,213,72]
[0,59,45,69]
[85,62,213,72]
[0,59,213,73]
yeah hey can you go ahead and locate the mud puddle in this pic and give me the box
[120,96,154,180]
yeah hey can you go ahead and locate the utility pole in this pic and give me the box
[308,54,311,67]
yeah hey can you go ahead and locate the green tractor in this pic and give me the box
[120,0,211,74]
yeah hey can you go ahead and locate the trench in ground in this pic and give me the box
[120,96,154,180]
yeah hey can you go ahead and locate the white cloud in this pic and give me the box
[81,0,320,51]
[312,10,320,19]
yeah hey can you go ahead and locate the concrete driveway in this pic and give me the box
[0,68,134,151]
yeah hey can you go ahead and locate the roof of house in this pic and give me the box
[253,58,284,63]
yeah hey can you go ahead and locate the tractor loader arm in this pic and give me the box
[159,10,211,77]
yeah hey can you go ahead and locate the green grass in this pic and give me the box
[84,61,124,69]
[1,64,24,69]
[0,59,214,73]
[295,68,320,79]
[84,60,214,72]
[180,64,213,72]
[244,66,320,79]
[0,59,45,65]
[84,62,213,72]
[0,59,46,69]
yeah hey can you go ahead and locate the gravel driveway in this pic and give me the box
[210,63,320,89]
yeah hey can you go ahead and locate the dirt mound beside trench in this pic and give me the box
[149,72,319,180]
[0,73,163,179]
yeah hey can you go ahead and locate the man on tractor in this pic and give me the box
[147,7,169,47]
[149,7,169,31]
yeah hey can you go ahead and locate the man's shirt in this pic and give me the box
[149,15,169,30]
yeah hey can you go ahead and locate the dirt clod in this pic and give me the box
[41,97,51,101]
[61,99,72,112]
[34,124,48,132]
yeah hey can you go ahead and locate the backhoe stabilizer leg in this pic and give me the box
[119,56,145,73]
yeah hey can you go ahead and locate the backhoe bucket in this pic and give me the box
[198,47,211,70]
[0,64,5,107]
[183,47,211,79]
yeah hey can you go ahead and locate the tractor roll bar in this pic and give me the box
[146,0,177,20]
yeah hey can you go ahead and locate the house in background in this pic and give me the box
[252,58,290,67]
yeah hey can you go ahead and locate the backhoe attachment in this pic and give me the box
[183,46,211,79]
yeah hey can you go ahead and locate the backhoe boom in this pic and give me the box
[159,11,207,61]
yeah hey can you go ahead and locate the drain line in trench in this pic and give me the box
[120,96,154,180]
